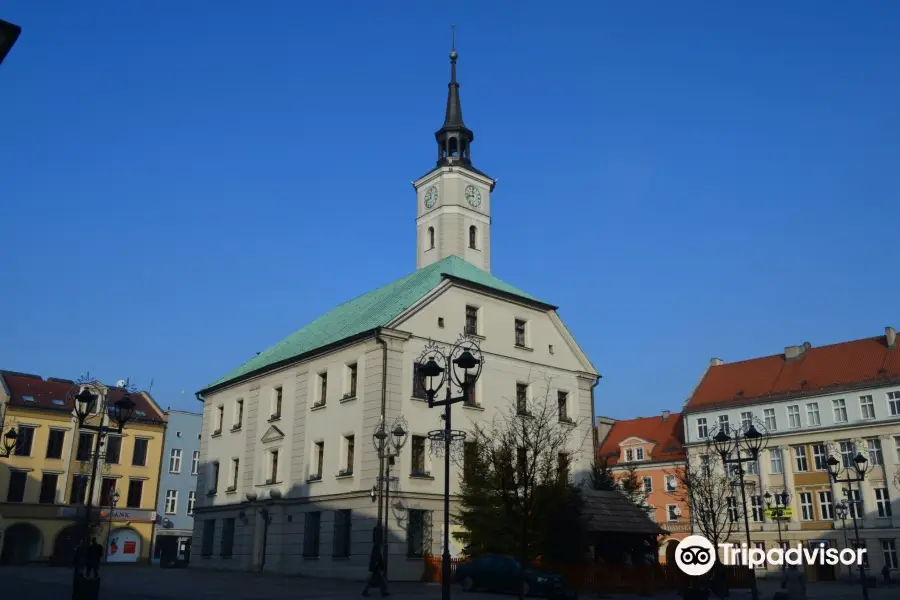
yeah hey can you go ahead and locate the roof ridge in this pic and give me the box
[716,335,886,366]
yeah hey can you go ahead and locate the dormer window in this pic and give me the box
[624,446,645,462]
[625,448,633,462]
[635,447,644,461]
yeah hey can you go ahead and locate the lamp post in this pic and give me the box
[371,416,408,580]
[0,19,21,66]
[103,489,121,563]
[69,377,136,600]
[835,501,852,580]
[713,423,767,600]
[1,426,18,458]
[416,335,484,600]
[763,489,791,576]
[826,451,872,599]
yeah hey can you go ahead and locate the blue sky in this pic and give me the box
[1,2,898,418]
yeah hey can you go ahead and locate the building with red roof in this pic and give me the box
[595,410,690,561]
[681,326,900,579]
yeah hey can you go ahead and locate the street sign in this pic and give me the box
[764,506,793,519]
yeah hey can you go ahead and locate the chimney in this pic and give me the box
[887,326,896,349]
[661,410,670,422]
[593,416,616,447]
[784,342,811,360]
[710,358,723,366]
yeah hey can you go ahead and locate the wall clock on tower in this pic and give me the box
[465,185,482,207]
[424,186,439,209]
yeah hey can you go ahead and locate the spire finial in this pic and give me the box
[450,24,457,61]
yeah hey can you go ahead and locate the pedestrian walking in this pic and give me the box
[882,562,891,584]
[86,537,104,578]
[361,545,389,597]
[781,564,806,600]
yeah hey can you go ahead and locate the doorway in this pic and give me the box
[1,523,43,564]
[807,539,835,581]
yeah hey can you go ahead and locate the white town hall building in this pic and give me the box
[191,48,600,581]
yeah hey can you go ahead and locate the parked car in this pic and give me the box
[455,554,567,598]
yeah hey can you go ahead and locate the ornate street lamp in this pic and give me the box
[826,449,873,599]
[0,19,21,66]
[712,421,769,600]
[763,489,791,575]
[370,415,408,579]
[1,426,18,458]
[415,334,484,600]
[67,375,137,600]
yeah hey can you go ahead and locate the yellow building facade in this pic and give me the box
[0,371,166,565]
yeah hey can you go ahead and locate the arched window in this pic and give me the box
[428,227,435,250]
[469,225,477,249]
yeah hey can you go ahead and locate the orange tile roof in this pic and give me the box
[597,413,685,466]
[686,333,900,411]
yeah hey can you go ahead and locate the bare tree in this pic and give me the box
[455,373,591,599]
[669,442,739,549]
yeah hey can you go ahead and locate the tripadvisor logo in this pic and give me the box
[674,535,866,576]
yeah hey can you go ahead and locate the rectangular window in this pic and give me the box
[268,450,279,484]
[70,474,88,504]
[412,363,427,399]
[465,305,478,335]
[100,478,116,506]
[642,476,653,493]
[718,414,729,432]
[230,458,240,490]
[787,405,801,429]
[557,391,569,422]
[806,402,821,426]
[126,479,143,508]
[344,435,355,473]
[273,386,283,418]
[201,520,215,557]
[840,441,856,468]
[833,399,848,423]
[516,383,528,414]
[697,418,708,439]
[303,512,321,558]
[46,429,66,459]
[318,372,328,407]
[793,446,809,472]
[764,408,777,431]
[770,448,784,474]
[314,442,324,478]
[740,412,753,429]
[165,490,178,514]
[76,432,93,461]
[13,426,34,456]
[812,444,827,470]
[700,454,711,475]
[209,461,220,494]
[2,469,25,503]
[667,505,679,522]
[105,436,122,464]
[187,491,196,515]
[333,509,352,558]
[463,442,477,479]
[635,447,644,460]
[847,489,862,519]
[875,488,892,518]
[888,391,900,416]
[35,473,56,504]
[348,363,358,398]
[746,456,759,475]
[799,492,814,521]
[191,451,200,475]
[818,491,834,520]
[726,497,738,523]
[517,447,527,480]
[625,448,633,462]
[464,372,477,407]
[132,438,148,466]
[882,540,898,570]
[867,438,884,466]
[558,452,570,481]
[750,495,765,523]
[214,406,224,434]
[514,319,526,347]
[220,518,235,558]
[233,399,244,430]
[859,395,875,420]
[407,509,427,557]
[169,448,182,473]
[665,474,677,492]
[411,435,427,475]
[896,436,900,463]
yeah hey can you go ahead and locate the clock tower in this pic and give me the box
[414,44,495,273]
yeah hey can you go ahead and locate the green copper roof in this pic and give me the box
[205,256,540,391]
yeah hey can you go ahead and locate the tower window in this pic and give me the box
[469,226,477,249]
[428,227,435,250]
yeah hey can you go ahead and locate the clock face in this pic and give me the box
[465,185,482,207]
[423,186,438,209]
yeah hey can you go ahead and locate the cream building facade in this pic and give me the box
[682,329,900,579]
[191,50,599,582]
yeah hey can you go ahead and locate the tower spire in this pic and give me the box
[435,24,474,168]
